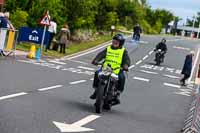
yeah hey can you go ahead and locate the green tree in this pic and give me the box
[10,8,28,29]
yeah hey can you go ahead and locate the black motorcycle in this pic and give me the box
[154,49,163,65]
[94,64,121,113]
[133,33,140,41]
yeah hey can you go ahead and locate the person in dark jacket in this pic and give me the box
[154,38,167,62]
[133,23,142,41]
[180,51,194,86]
[90,33,131,105]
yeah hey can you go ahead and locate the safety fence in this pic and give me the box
[0,28,18,57]
[181,92,200,133]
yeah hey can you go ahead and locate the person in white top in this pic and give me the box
[46,18,57,50]
[4,12,15,31]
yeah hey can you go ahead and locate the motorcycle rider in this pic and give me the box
[133,23,142,41]
[90,33,131,105]
[154,38,167,62]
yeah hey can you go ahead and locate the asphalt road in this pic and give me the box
[0,35,200,133]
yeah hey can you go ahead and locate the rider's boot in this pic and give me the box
[90,91,96,100]
[112,91,121,106]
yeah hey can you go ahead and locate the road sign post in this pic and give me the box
[39,11,50,56]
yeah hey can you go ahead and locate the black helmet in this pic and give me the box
[161,38,166,43]
[112,33,125,46]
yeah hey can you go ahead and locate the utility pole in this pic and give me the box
[0,0,4,12]
[191,15,196,38]
[197,23,200,39]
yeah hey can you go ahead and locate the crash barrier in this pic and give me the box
[0,28,18,56]
[181,94,200,133]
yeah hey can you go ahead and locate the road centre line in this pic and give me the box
[0,92,28,101]
[38,85,63,91]
[149,50,154,55]
[136,60,142,65]
[78,66,95,71]
[129,65,135,69]
[133,77,150,82]
[69,80,87,85]
[142,55,148,60]
[163,83,181,88]
[140,70,158,74]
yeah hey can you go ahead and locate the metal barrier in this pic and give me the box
[0,28,18,57]
[181,93,200,133]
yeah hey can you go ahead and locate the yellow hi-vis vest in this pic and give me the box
[103,46,125,74]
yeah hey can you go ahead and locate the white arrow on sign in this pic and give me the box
[53,115,100,132]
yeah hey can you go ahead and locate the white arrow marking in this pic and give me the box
[53,115,100,132]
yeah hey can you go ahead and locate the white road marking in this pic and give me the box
[78,66,95,71]
[65,42,111,60]
[173,46,190,51]
[64,59,89,65]
[149,50,154,55]
[38,85,63,91]
[142,55,148,60]
[163,83,181,88]
[53,115,100,132]
[0,92,28,100]
[70,80,87,85]
[167,39,185,42]
[136,60,142,65]
[139,41,148,44]
[90,78,94,81]
[129,65,135,69]
[163,74,180,79]
[133,77,150,82]
[48,60,66,65]
[140,70,158,74]
[174,89,191,96]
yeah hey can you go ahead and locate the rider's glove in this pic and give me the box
[123,64,129,71]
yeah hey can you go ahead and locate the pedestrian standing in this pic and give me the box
[180,51,194,86]
[58,24,70,54]
[4,12,15,31]
[46,18,57,51]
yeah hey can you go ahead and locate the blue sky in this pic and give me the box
[147,0,200,23]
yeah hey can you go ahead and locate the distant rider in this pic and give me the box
[154,38,167,62]
[133,23,142,41]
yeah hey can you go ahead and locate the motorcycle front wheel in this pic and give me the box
[95,83,105,113]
